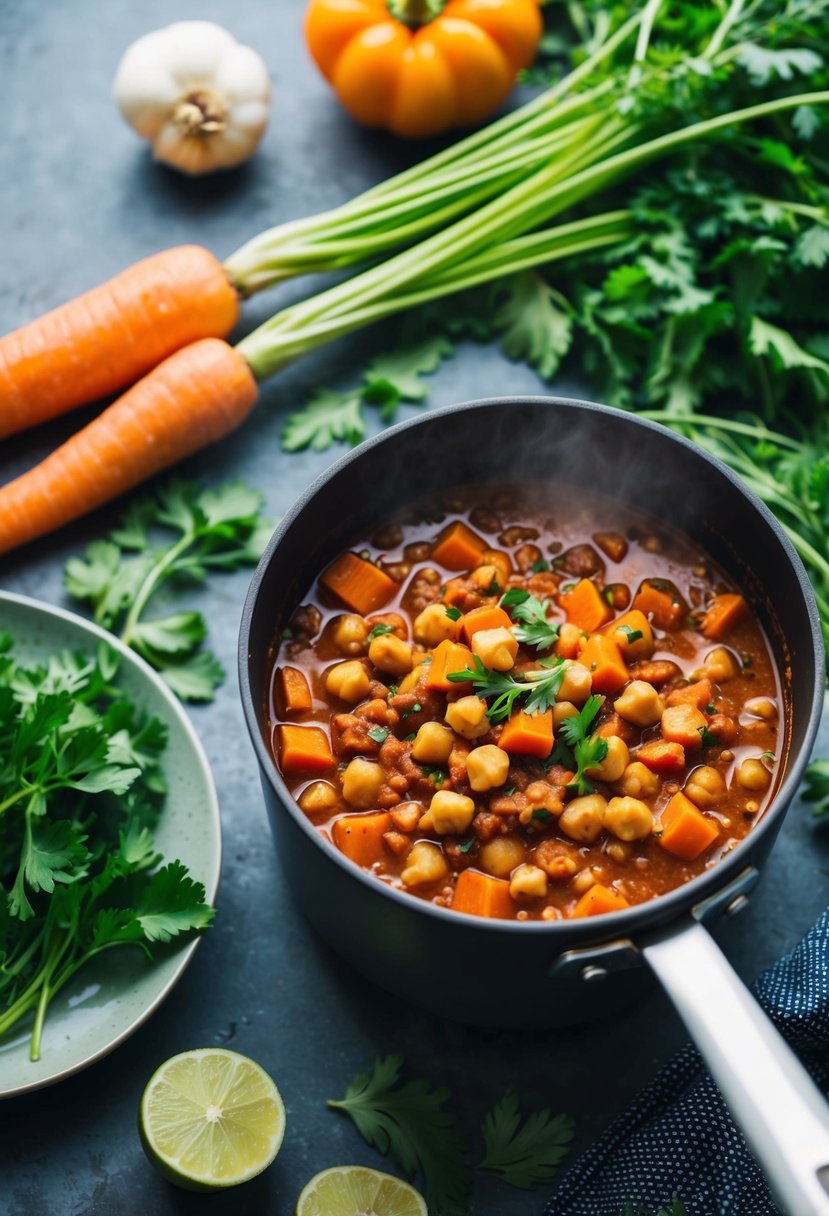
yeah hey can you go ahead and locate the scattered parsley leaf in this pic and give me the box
[368,623,395,641]
[445,606,463,622]
[617,625,644,644]
[448,655,570,722]
[458,837,476,854]
[368,726,389,744]
[281,386,365,452]
[422,765,447,786]
[559,695,607,795]
[491,271,573,379]
[504,592,560,651]
[327,1055,471,1216]
[699,724,718,748]
[479,1090,574,1189]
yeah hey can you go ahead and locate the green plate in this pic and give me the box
[0,591,221,1099]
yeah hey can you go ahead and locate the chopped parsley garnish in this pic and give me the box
[617,625,644,644]
[386,684,399,699]
[368,726,389,744]
[500,589,560,652]
[532,808,553,822]
[485,579,502,597]
[761,750,775,764]
[422,765,447,786]
[445,605,462,621]
[404,731,417,742]
[447,655,570,722]
[368,623,395,641]
[699,724,718,748]
[557,695,608,795]
[458,837,476,854]
[531,558,551,573]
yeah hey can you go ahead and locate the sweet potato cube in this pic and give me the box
[560,578,613,633]
[579,634,628,695]
[332,811,392,867]
[426,639,474,691]
[605,609,654,661]
[632,578,687,631]
[459,605,512,645]
[658,792,720,860]
[320,552,397,615]
[661,704,708,750]
[452,869,514,919]
[571,883,630,917]
[636,739,686,775]
[702,593,748,639]
[498,709,553,758]
[431,521,487,571]
[277,724,335,775]
[665,679,713,710]
[275,665,312,716]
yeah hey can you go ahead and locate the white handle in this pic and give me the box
[643,919,829,1216]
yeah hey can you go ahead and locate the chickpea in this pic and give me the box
[553,701,579,730]
[401,841,449,888]
[555,622,583,660]
[556,662,592,705]
[397,656,429,695]
[586,735,629,783]
[615,761,660,799]
[466,745,510,792]
[509,864,548,902]
[704,646,739,682]
[411,721,455,764]
[603,796,654,841]
[298,781,339,816]
[445,695,490,739]
[390,802,424,832]
[330,614,370,655]
[341,758,384,808]
[572,867,600,894]
[744,697,778,721]
[413,603,461,647]
[614,680,664,727]
[736,758,771,792]
[684,765,726,809]
[559,794,607,843]
[472,627,518,672]
[368,633,413,676]
[605,840,633,863]
[325,660,371,704]
[479,835,525,877]
[422,790,476,835]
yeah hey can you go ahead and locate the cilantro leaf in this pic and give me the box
[133,862,215,943]
[504,592,560,651]
[737,44,822,87]
[282,387,365,452]
[363,335,455,418]
[491,272,573,379]
[158,652,226,703]
[449,655,570,722]
[559,696,607,795]
[328,1055,470,1216]
[367,623,395,641]
[479,1090,574,1189]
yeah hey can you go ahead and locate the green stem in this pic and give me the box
[702,0,745,59]
[120,531,194,646]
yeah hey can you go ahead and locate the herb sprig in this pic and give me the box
[501,588,561,651]
[554,694,608,794]
[479,1090,575,1188]
[448,655,571,722]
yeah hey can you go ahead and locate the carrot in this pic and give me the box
[604,609,654,661]
[559,578,613,633]
[459,604,513,645]
[578,634,629,694]
[431,521,487,570]
[701,593,748,639]
[0,339,257,555]
[332,811,392,867]
[275,666,313,716]
[636,738,686,775]
[277,724,336,775]
[498,708,553,757]
[631,578,686,630]
[0,247,238,440]
[665,679,713,710]
[571,883,630,917]
[452,869,514,918]
[426,638,474,691]
[660,703,708,750]
[320,552,398,615]
[658,791,720,860]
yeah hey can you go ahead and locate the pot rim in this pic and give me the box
[239,394,825,941]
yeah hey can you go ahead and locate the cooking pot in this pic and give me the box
[239,396,828,1214]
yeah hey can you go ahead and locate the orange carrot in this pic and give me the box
[578,633,629,694]
[459,604,512,645]
[636,738,686,775]
[571,883,630,917]
[665,679,713,710]
[332,811,392,866]
[431,521,487,570]
[658,791,720,860]
[0,247,239,440]
[426,638,474,691]
[0,339,257,555]
[559,578,613,633]
[604,609,654,661]
[277,723,336,775]
[452,869,514,918]
[631,578,686,630]
[701,593,747,639]
[498,708,553,757]
[319,552,398,615]
[275,666,313,716]
[661,703,708,750]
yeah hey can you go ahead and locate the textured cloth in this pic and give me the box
[546,910,829,1216]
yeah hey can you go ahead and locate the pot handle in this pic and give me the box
[643,919,829,1216]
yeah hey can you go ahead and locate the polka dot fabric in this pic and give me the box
[546,909,829,1216]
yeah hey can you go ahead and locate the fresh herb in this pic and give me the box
[761,749,776,764]
[531,558,552,573]
[0,636,213,1060]
[445,605,463,622]
[532,808,553,822]
[617,625,644,644]
[557,695,608,795]
[448,655,570,722]
[64,480,270,702]
[479,1090,574,1188]
[485,579,502,597]
[699,724,718,748]
[503,786,517,797]
[327,1055,470,1216]
[368,623,396,641]
[803,759,829,816]
[502,590,561,651]
[387,684,399,700]
[368,726,389,745]
[458,837,476,854]
[404,731,417,742]
[422,766,447,787]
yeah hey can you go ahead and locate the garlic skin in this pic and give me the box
[113,21,270,176]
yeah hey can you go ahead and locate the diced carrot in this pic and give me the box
[701,593,748,639]
[578,634,629,695]
[440,578,468,606]
[604,609,654,661]
[277,724,335,775]
[320,552,397,615]
[459,604,512,645]
[661,704,708,750]
[658,791,720,860]
[631,578,686,630]
[332,811,393,867]
[498,708,553,757]
[665,679,713,710]
[275,665,312,716]
[431,521,487,571]
[426,639,474,691]
[559,578,613,633]
[452,869,514,919]
[571,883,630,917]
[636,739,686,775]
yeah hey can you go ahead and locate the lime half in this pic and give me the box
[296,1165,427,1216]
[139,1048,285,1191]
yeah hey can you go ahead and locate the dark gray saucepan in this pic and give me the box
[239,397,829,1214]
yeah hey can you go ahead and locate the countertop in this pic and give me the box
[3,3,829,1214]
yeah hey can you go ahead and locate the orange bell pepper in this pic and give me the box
[303,0,543,139]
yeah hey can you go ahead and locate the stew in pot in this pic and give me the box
[267,485,783,921]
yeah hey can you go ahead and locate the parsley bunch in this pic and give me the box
[448,655,571,722]
[0,637,213,1060]
[64,480,271,702]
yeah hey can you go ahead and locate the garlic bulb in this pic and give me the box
[113,21,270,176]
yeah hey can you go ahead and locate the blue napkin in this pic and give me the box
[545,910,829,1216]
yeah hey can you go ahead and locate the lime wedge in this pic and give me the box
[296,1165,427,1216]
[139,1048,285,1191]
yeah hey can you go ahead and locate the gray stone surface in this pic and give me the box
[2,2,829,1213]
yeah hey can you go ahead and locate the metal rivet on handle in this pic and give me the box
[725,894,750,917]
[581,964,608,982]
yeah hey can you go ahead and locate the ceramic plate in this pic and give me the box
[0,592,221,1099]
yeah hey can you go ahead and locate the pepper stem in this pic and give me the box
[387,0,444,27]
